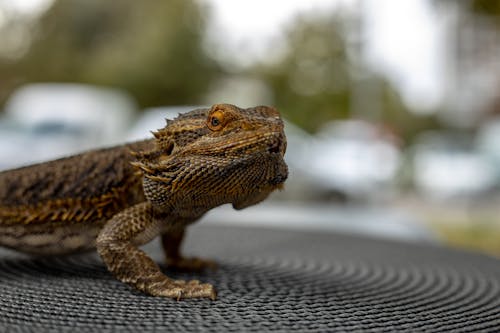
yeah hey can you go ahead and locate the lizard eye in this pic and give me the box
[211,117,220,127]
[207,110,225,131]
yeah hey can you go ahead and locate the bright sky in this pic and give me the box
[0,0,51,15]
[200,0,352,69]
[2,0,444,112]
[363,0,445,112]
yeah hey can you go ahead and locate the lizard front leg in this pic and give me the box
[162,229,217,271]
[96,202,216,300]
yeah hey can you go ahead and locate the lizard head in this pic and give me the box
[133,104,288,210]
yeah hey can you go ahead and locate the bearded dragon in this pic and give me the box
[0,104,288,300]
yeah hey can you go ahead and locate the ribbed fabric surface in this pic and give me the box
[0,225,499,332]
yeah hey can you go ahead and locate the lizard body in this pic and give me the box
[0,104,288,300]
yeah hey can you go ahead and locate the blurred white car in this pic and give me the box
[307,120,402,200]
[0,83,137,169]
[477,117,500,184]
[0,118,91,170]
[412,131,497,200]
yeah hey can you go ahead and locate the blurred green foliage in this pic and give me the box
[251,13,440,139]
[0,0,220,107]
[470,0,500,17]
[435,222,500,257]
[252,14,352,132]
[0,1,441,142]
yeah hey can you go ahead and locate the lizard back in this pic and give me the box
[0,140,153,226]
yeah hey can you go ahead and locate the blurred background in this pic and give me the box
[1,0,500,256]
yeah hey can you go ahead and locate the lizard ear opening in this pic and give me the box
[164,141,174,155]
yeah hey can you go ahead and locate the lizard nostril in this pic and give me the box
[268,144,280,154]
[268,135,286,155]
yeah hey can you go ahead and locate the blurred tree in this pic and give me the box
[432,0,500,125]
[0,0,220,108]
[252,13,351,132]
[435,0,500,17]
[250,12,439,141]
[469,0,500,17]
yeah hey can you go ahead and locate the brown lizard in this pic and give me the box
[0,103,288,300]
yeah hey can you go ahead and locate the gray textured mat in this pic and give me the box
[0,225,499,332]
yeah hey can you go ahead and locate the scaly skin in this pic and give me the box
[0,104,288,300]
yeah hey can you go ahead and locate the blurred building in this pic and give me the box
[440,1,500,127]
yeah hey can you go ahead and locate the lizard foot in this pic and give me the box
[166,256,218,272]
[148,279,217,300]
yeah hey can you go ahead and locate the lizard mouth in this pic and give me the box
[268,152,288,186]
[269,173,287,186]
[268,143,281,154]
